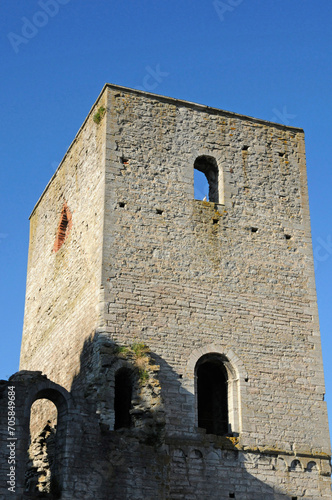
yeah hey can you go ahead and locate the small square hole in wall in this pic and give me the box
[251,227,258,233]
[213,219,219,225]
[121,157,129,165]
[229,494,235,498]
[278,152,285,157]
[156,209,163,215]
[242,145,249,151]
[119,202,126,208]
[285,234,291,240]
[291,497,298,500]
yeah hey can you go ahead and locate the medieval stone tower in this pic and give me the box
[1,84,331,499]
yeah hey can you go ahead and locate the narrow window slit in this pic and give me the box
[242,145,249,151]
[156,209,163,215]
[119,202,126,208]
[53,203,72,252]
[251,227,258,233]
[114,368,133,430]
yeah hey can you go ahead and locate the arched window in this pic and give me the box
[114,368,133,430]
[194,155,220,203]
[187,347,243,437]
[24,387,68,499]
[306,461,318,472]
[290,459,302,472]
[26,399,60,497]
[196,354,229,435]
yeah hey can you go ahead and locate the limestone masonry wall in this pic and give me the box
[1,85,330,499]
[19,91,107,391]
[101,86,329,453]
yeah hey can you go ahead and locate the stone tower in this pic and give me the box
[1,84,331,499]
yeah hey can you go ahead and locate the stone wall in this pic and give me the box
[19,91,107,391]
[101,86,329,453]
[6,84,331,498]
[0,368,331,499]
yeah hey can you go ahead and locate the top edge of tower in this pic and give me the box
[104,83,304,132]
[29,82,304,219]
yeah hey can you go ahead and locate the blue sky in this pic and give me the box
[1,1,332,437]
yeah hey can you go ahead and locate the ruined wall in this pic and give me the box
[100,86,329,451]
[99,86,331,497]
[19,92,107,391]
[10,85,331,499]
[1,367,331,500]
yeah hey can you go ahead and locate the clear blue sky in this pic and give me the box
[1,1,331,437]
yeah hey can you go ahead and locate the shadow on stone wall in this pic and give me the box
[0,332,319,499]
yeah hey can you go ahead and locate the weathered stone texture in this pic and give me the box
[101,87,329,454]
[19,91,107,391]
[1,84,330,499]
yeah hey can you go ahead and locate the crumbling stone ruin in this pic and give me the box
[0,84,331,499]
